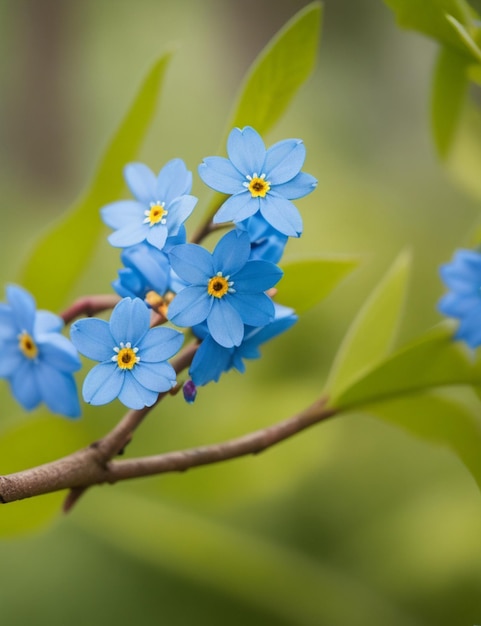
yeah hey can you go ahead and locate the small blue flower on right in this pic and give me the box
[438,248,481,348]
[198,126,317,238]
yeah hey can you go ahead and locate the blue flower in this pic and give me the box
[101,159,197,251]
[167,230,283,348]
[70,297,183,409]
[438,248,481,348]
[0,285,81,417]
[198,126,317,237]
[113,228,186,301]
[189,304,298,386]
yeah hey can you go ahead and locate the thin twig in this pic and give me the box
[61,294,121,324]
[0,395,336,505]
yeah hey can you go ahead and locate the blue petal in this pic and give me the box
[198,157,243,194]
[6,285,36,333]
[189,336,233,385]
[259,193,303,237]
[121,244,171,294]
[207,299,244,348]
[146,224,168,250]
[0,342,24,377]
[0,305,16,339]
[108,222,148,248]
[109,298,150,346]
[213,192,259,224]
[166,195,197,234]
[275,171,317,200]
[37,333,81,372]
[227,126,266,175]
[438,293,481,317]
[101,201,145,229]
[70,318,115,361]
[233,260,283,292]
[230,293,274,327]
[83,363,124,405]
[10,359,41,410]
[212,230,250,275]
[37,363,81,418]
[156,158,192,203]
[169,243,214,283]
[35,310,63,334]
[131,360,176,392]
[168,287,212,327]
[264,139,305,184]
[124,162,157,204]
[138,327,184,362]
[118,372,158,409]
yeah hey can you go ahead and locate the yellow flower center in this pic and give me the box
[207,273,234,299]
[18,331,38,359]
[144,202,168,227]
[247,174,270,198]
[113,342,140,370]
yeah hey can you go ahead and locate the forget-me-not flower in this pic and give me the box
[198,126,317,237]
[167,230,283,348]
[102,159,197,251]
[71,297,183,409]
[438,248,481,348]
[0,285,81,417]
[113,228,186,301]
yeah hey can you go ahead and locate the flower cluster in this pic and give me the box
[100,126,315,398]
[0,126,315,415]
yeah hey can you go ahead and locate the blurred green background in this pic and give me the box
[1,0,481,624]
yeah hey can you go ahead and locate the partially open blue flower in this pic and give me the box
[102,159,197,251]
[167,230,283,348]
[113,228,186,301]
[0,285,81,417]
[198,126,317,237]
[70,297,183,409]
[189,304,298,386]
[438,248,481,348]
[237,213,288,264]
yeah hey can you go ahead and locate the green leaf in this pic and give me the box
[445,13,481,63]
[325,251,411,400]
[365,390,481,490]
[333,324,480,409]
[228,1,322,135]
[200,2,322,223]
[431,45,470,158]
[383,0,479,55]
[18,53,173,311]
[276,256,358,314]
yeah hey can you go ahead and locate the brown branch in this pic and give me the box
[60,294,121,324]
[0,395,337,505]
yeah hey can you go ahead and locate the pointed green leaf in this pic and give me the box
[431,45,470,158]
[326,251,411,399]
[334,324,480,409]
[383,0,478,54]
[276,256,358,314]
[445,14,481,63]
[18,53,173,311]
[228,2,322,134]
[366,390,481,491]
